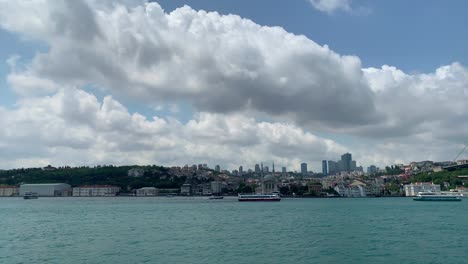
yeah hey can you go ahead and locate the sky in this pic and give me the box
[0,0,467,171]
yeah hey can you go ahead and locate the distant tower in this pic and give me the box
[272,161,275,173]
[341,153,352,172]
[301,163,308,175]
[255,164,260,174]
[322,160,328,175]
[239,166,243,175]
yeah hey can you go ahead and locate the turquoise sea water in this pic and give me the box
[1,197,467,264]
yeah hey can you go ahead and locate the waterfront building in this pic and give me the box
[263,175,278,194]
[211,181,226,194]
[334,184,366,197]
[301,163,308,175]
[322,160,328,175]
[404,182,440,196]
[308,183,322,194]
[72,185,120,197]
[20,183,71,197]
[0,186,18,197]
[136,187,159,196]
[180,183,192,195]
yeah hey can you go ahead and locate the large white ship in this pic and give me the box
[413,192,462,201]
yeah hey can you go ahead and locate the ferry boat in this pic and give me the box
[413,192,462,201]
[209,195,224,200]
[238,193,281,202]
[23,192,38,199]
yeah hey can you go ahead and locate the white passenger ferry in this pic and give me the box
[238,193,281,202]
[413,192,462,201]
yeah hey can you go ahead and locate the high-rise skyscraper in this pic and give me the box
[341,153,352,172]
[322,160,328,175]
[255,164,260,174]
[264,166,269,173]
[301,163,308,175]
[328,161,338,175]
[282,167,286,173]
[239,166,243,175]
[272,161,275,173]
[215,165,220,172]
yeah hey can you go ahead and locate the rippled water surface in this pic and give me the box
[1,197,467,264]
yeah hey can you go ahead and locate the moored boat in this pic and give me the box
[413,192,462,201]
[209,195,224,200]
[238,193,281,202]
[23,192,38,199]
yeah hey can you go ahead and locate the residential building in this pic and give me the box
[404,182,441,196]
[128,167,144,177]
[211,181,226,194]
[0,186,18,197]
[20,183,71,197]
[136,187,159,196]
[72,185,120,197]
[180,183,192,195]
[308,183,322,194]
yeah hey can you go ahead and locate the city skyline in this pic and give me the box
[0,1,468,170]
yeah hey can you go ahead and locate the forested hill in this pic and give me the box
[0,165,187,191]
[409,168,468,189]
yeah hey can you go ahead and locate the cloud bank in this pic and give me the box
[0,0,467,169]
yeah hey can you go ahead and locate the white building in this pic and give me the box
[136,187,159,196]
[72,185,120,197]
[334,184,366,197]
[180,184,191,195]
[19,183,71,197]
[0,186,18,196]
[211,181,226,194]
[404,182,440,196]
[263,175,278,194]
